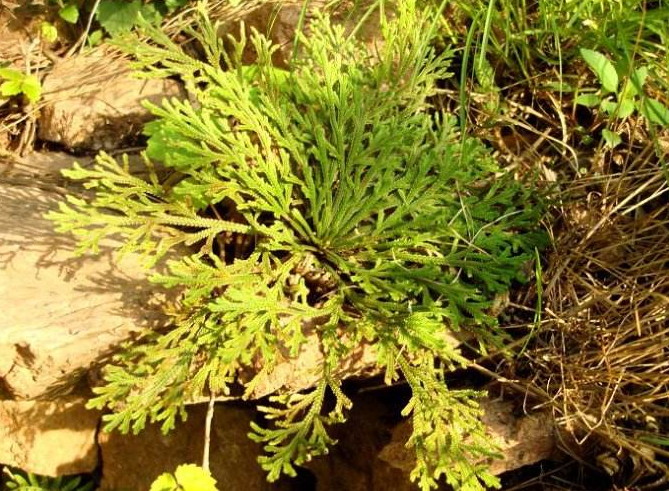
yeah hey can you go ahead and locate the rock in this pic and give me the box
[483,399,557,475]
[378,398,556,477]
[38,48,183,150]
[2,151,100,192]
[0,396,100,476]
[3,151,82,180]
[305,389,414,491]
[242,328,381,400]
[0,156,172,399]
[98,402,279,491]
[306,391,557,490]
[242,323,465,400]
[235,1,384,66]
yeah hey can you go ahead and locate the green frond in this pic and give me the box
[46,152,251,266]
[249,372,351,481]
[3,468,94,491]
[50,1,548,489]
[398,355,502,491]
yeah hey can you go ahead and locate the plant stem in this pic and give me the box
[202,393,216,472]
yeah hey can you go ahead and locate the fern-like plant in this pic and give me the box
[2,468,94,491]
[47,1,545,489]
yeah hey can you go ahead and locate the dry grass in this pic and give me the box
[502,132,669,488]
[441,3,669,481]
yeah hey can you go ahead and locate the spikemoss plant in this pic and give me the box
[47,2,546,489]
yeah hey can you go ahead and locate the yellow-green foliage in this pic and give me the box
[150,465,218,491]
[48,2,546,489]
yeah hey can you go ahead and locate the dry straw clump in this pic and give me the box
[517,136,669,488]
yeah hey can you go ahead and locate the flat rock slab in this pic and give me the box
[377,398,556,478]
[38,48,183,150]
[306,393,556,490]
[0,153,169,400]
[0,396,100,476]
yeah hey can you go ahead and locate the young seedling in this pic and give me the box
[150,465,218,491]
[577,48,669,148]
[0,67,41,104]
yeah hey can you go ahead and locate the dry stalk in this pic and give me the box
[515,138,669,487]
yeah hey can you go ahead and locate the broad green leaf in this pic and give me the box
[602,129,622,148]
[600,99,618,114]
[580,48,618,93]
[633,66,649,87]
[616,98,635,119]
[2,68,43,102]
[97,0,142,35]
[41,22,58,43]
[149,472,178,491]
[628,66,648,96]
[619,66,648,102]
[88,29,104,47]
[171,178,211,210]
[59,3,80,24]
[0,67,24,82]
[641,98,669,126]
[0,80,22,97]
[144,119,203,170]
[21,75,42,103]
[139,3,164,25]
[575,93,601,107]
[174,465,218,491]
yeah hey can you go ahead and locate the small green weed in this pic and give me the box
[0,68,41,104]
[150,465,218,491]
[2,468,94,491]
[46,0,190,45]
[577,47,669,147]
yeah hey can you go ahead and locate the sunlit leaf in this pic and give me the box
[41,22,58,43]
[616,98,635,119]
[602,129,622,148]
[21,75,42,103]
[575,93,601,107]
[0,80,22,97]
[59,3,80,24]
[580,48,618,93]
[149,472,178,491]
[0,67,24,82]
[175,465,218,491]
[641,98,669,126]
